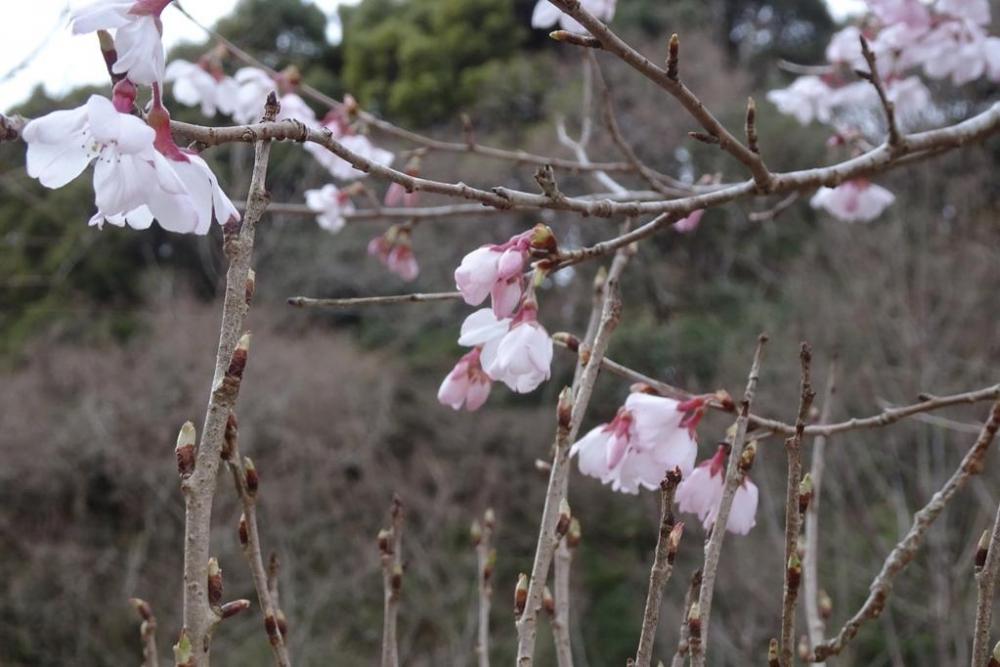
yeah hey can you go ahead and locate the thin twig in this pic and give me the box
[779,343,816,666]
[690,334,768,667]
[635,471,684,667]
[552,535,575,667]
[223,414,291,666]
[803,361,838,665]
[812,400,1000,661]
[179,94,277,666]
[380,496,404,667]
[130,598,160,667]
[287,292,462,308]
[858,35,903,150]
[515,248,631,666]
[670,570,702,667]
[973,402,1000,665]
[473,509,495,667]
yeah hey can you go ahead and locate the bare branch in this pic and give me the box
[472,509,496,667]
[130,598,160,667]
[690,334,768,667]
[812,400,1000,661]
[670,570,702,667]
[380,496,404,667]
[779,343,816,666]
[287,292,462,309]
[635,471,684,667]
[857,35,903,150]
[973,405,1000,665]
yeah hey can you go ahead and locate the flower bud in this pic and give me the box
[556,498,571,537]
[798,473,814,515]
[713,388,735,412]
[667,33,680,80]
[687,601,701,639]
[265,613,281,644]
[787,553,802,592]
[175,421,196,478]
[529,223,558,254]
[391,563,403,594]
[470,519,483,547]
[238,512,249,547]
[276,609,289,637]
[738,440,758,475]
[483,548,496,582]
[667,522,684,564]
[819,589,832,619]
[542,586,555,616]
[484,508,496,530]
[245,268,256,306]
[990,641,1000,667]
[244,456,258,497]
[130,598,154,622]
[514,573,529,616]
[173,630,194,667]
[377,528,393,556]
[222,412,238,461]
[208,557,223,607]
[566,517,582,549]
[225,333,251,385]
[557,387,574,432]
[221,599,251,619]
[977,529,990,571]
[767,638,779,667]
[551,331,579,352]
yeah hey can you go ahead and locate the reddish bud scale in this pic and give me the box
[176,445,195,478]
[977,530,990,571]
[483,549,496,582]
[687,602,702,639]
[226,347,249,383]
[130,598,153,622]
[222,413,238,461]
[787,555,802,593]
[391,563,403,593]
[514,573,529,616]
[542,587,555,616]
[245,269,256,306]
[265,614,281,644]
[555,498,571,537]
[377,528,393,556]
[243,457,258,496]
[767,638,779,667]
[566,518,582,549]
[276,609,289,637]
[667,522,684,564]
[739,440,758,475]
[207,558,223,607]
[238,513,249,547]
[221,599,251,619]
[557,387,574,431]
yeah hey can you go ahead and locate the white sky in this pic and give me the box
[0,0,863,113]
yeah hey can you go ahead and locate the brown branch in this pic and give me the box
[287,292,462,308]
[472,509,496,667]
[857,35,902,150]
[552,532,576,667]
[973,415,1000,666]
[811,400,1000,661]
[223,414,291,666]
[178,94,277,666]
[379,496,404,667]
[546,2,773,190]
[130,598,160,667]
[803,361,838,664]
[779,343,816,666]
[690,334,768,667]
[670,569,702,667]
[515,248,631,666]
[635,471,684,667]
[551,335,1000,441]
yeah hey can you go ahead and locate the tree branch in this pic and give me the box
[130,598,160,667]
[472,509,496,667]
[379,496,404,667]
[287,292,462,308]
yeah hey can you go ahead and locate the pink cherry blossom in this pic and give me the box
[305,184,355,233]
[869,0,931,29]
[481,304,552,393]
[826,26,867,69]
[71,0,170,85]
[308,132,395,181]
[674,209,704,234]
[232,67,276,123]
[165,59,238,117]
[766,76,836,125]
[810,180,895,223]
[367,227,419,281]
[454,230,536,317]
[531,0,616,33]
[457,308,512,356]
[438,348,492,411]
[676,445,759,535]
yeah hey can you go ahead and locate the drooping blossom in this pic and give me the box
[71,0,171,85]
[454,225,555,318]
[384,157,422,207]
[305,184,355,233]
[766,76,836,125]
[165,58,238,117]
[810,180,895,223]
[22,86,200,232]
[457,308,512,354]
[674,209,704,234]
[481,301,553,393]
[437,347,492,411]
[531,0,616,33]
[232,67,277,123]
[368,226,418,281]
[825,26,867,69]
[919,20,1000,85]
[571,392,702,494]
[676,445,759,535]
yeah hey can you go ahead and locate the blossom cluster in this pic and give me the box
[767,0,1000,224]
[438,226,558,411]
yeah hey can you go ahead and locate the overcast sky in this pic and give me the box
[0,0,864,112]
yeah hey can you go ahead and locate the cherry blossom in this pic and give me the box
[481,302,552,394]
[810,180,895,223]
[454,227,550,318]
[305,184,355,233]
[437,348,492,411]
[232,67,277,123]
[71,0,170,85]
[674,209,704,234]
[384,158,421,207]
[457,308,512,353]
[22,89,198,232]
[307,132,395,181]
[570,392,700,494]
[531,0,616,33]
[368,226,418,281]
[165,59,238,117]
[676,445,759,535]
[766,76,835,125]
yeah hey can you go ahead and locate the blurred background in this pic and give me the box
[1,0,999,664]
